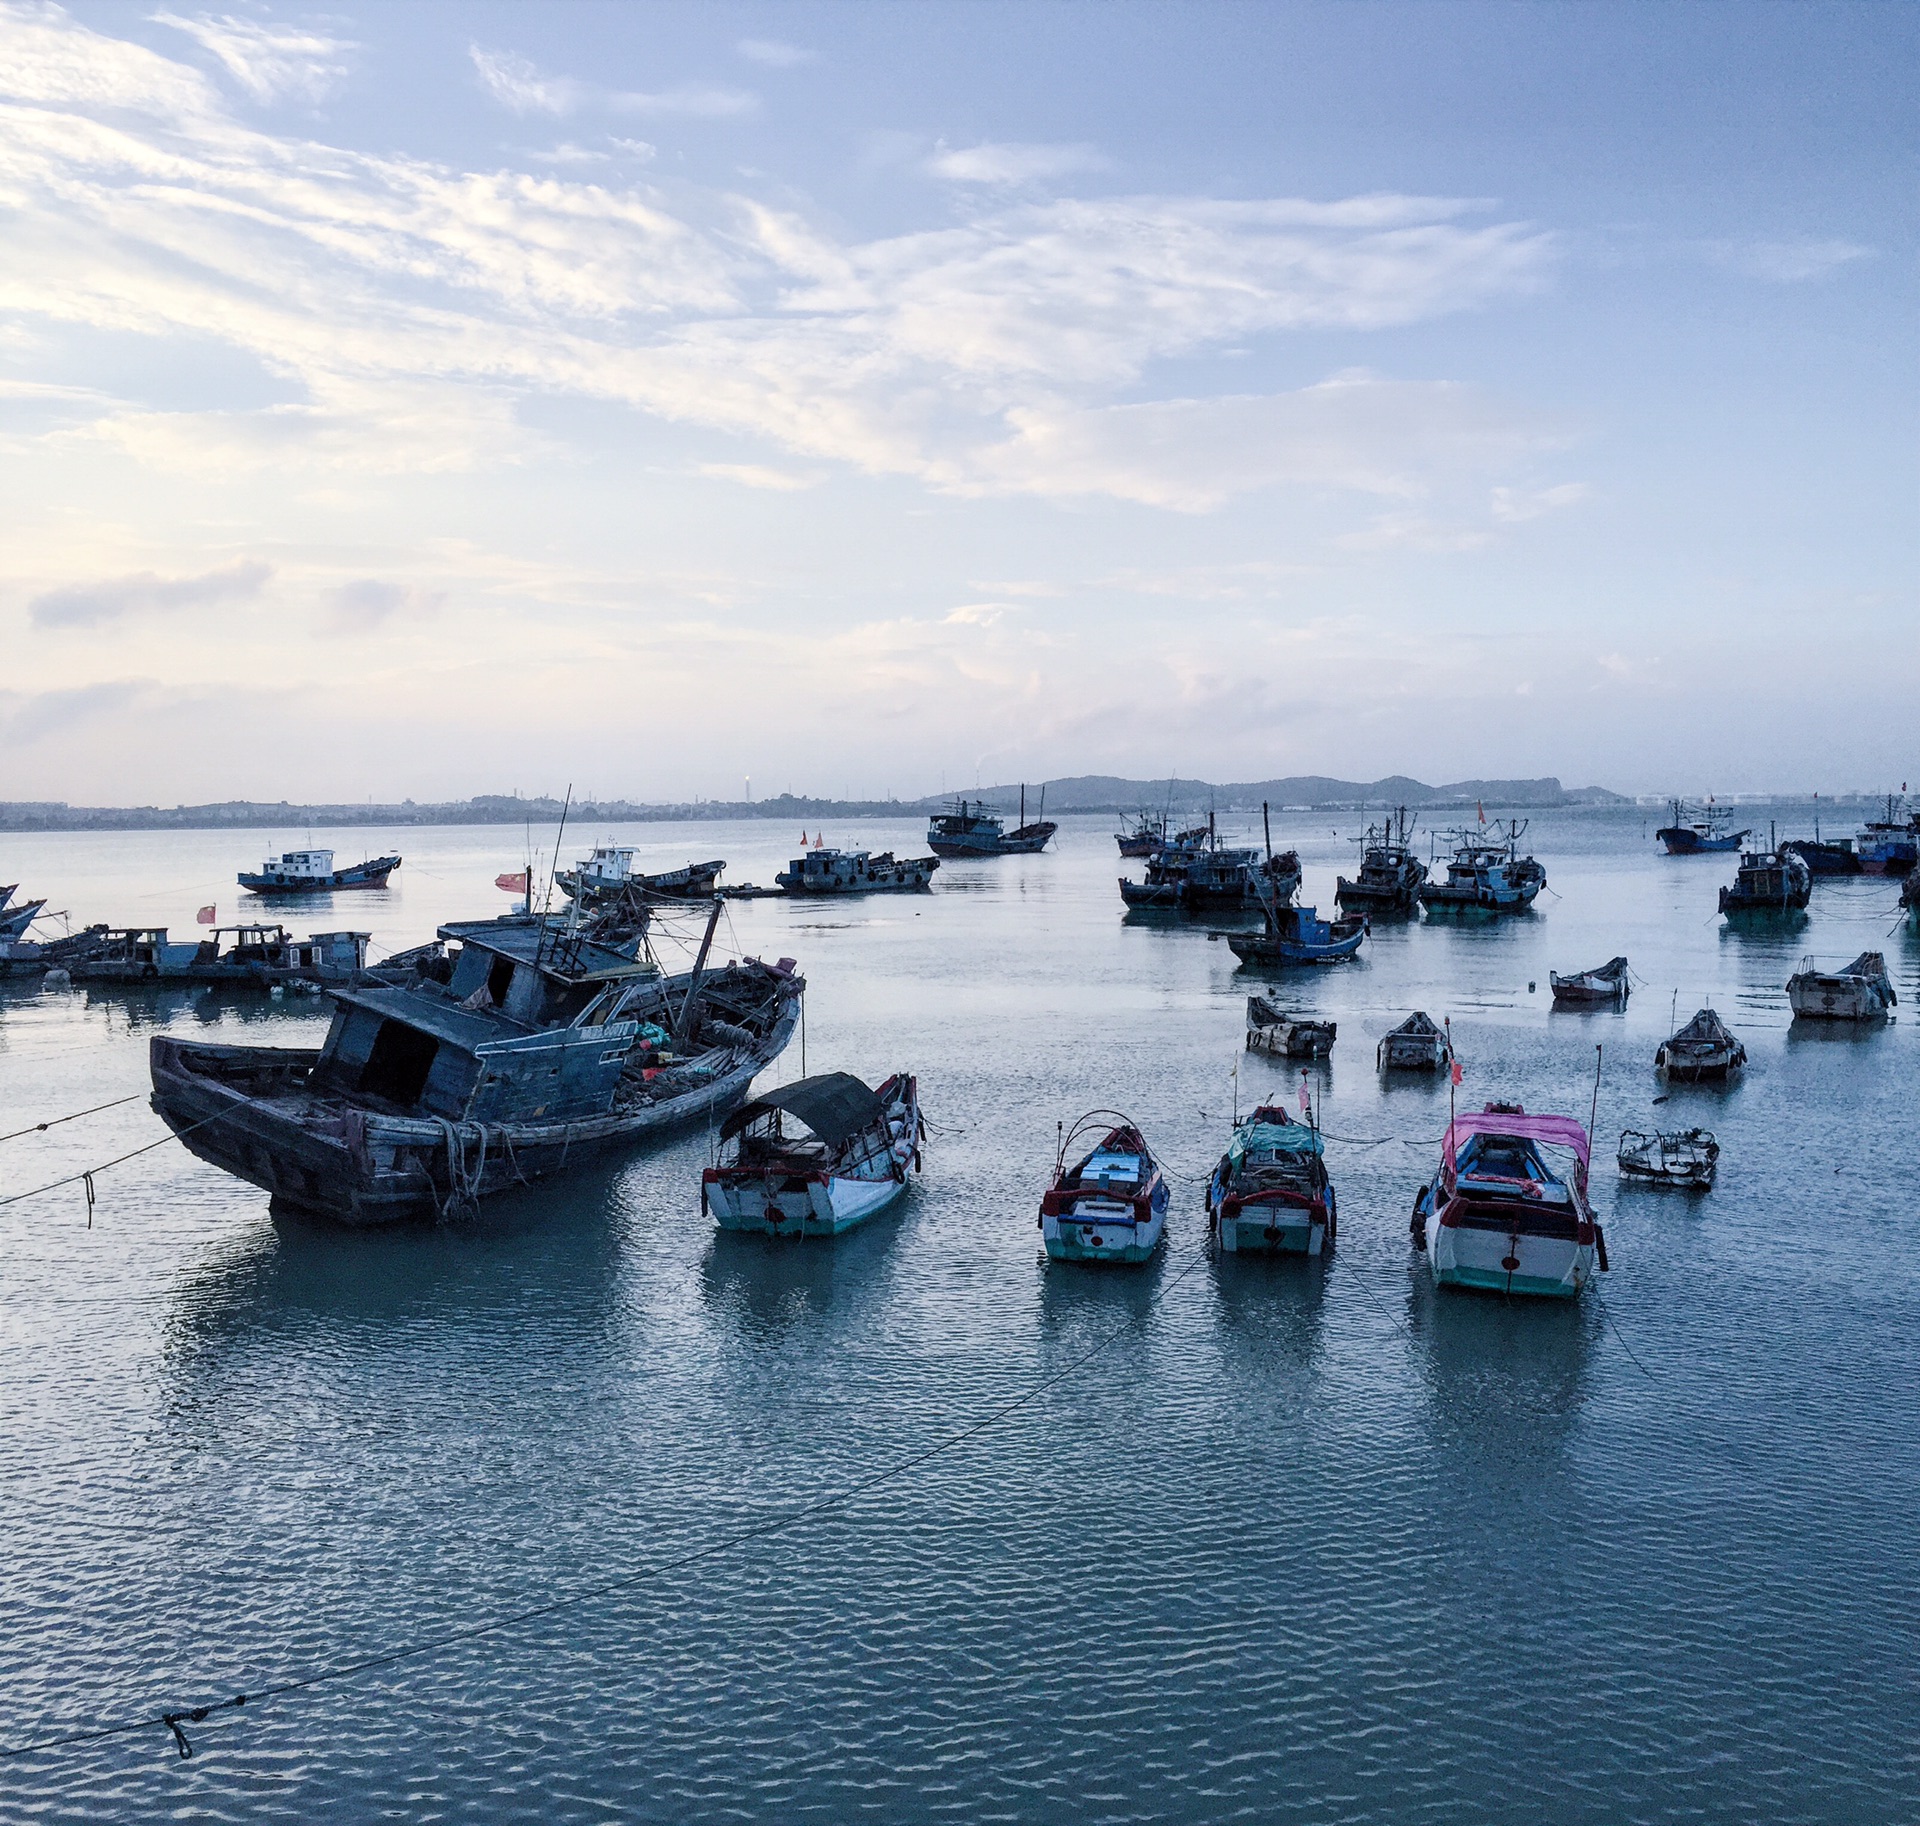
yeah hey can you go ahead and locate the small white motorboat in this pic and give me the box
[1038,1114,1169,1264]
[704,1071,921,1237]
[1786,952,1896,1022]
[1208,1104,1334,1255]
[1618,1127,1719,1190]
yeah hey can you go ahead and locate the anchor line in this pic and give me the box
[1592,1286,1657,1379]
[0,1245,1217,1764]
[0,1106,240,1213]
[0,1094,141,1147]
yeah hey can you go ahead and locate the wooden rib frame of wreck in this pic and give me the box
[150,906,803,1225]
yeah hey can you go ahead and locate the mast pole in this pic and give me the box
[673,895,725,1049]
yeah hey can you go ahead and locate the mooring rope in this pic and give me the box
[0,1095,140,1147]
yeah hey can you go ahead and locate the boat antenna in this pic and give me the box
[1588,1042,1603,1145]
[1056,1117,1064,1173]
[543,783,573,922]
[1020,783,1025,829]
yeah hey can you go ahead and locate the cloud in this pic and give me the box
[28,560,273,629]
[697,462,823,492]
[927,142,1111,186]
[152,12,355,104]
[325,579,445,630]
[471,45,755,119]
[0,678,152,743]
[1490,481,1588,522]
[470,45,578,115]
[737,38,813,68]
[1709,238,1874,283]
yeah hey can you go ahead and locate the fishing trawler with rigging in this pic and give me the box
[928,787,1056,856]
[1417,821,1545,915]
[1335,807,1427,916]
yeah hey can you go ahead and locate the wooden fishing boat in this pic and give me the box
[1377,1011,1450,1072]
[1783,823,1861,876]
[1854,794,1918,876]
[1411,1103,1606,1299]
[150,903,803,1225]
[1227,903,1367,966]
[1617,1127,1718,1190]
[1208,1105,1334,1255]
[1654,799,1748,855]
[1245,994,1335,1059]
[1655,1007,1746,1081]
[1335,807,1427,916]
[1119,811,1299,911]
[1418,822,1546,914]
[238,849,400,895]
[0,886,48,942]
[1550,955,1630,1007]
[0,923,109,981]
[928,787,1055,856]
[1719,840,1811,914]
[1038,1113,1168,1264]
[704,1072,921,1236]
[557,847,725,904]
[1116,807,1170,857]
[774,846,938,895]
[1786,952,1897,1022]
[73,925,369,987]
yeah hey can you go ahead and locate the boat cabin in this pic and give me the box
[255,850,335,882]
[314,917,660,1122]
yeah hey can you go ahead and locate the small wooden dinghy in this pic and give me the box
[1378,1011,1450,1072]
[1550,955,1630,1006]
[1245,994,1335,1058]
[1617,1127,1718,1189]
[1038,1114,1168,1264]
[1208,1105,1334,1255]
[705,1071,921,1236]
[1656,1007,1746,1081]
[1786,952,1897,1022]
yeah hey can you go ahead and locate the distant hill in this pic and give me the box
[0,775,1627,833]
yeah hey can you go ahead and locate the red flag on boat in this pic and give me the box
[1449,1056,1463,1086]
[1298,1077,1311,1116]
[196,904,216,924]
[496,871,529,893]
[1477,799,1486,825]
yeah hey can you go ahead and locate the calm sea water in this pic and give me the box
[2,808,1917,1823]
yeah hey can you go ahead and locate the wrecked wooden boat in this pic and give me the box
[774,846,938,895]
[1336,807,1427,916]
[1418,822,1546,914]
[238,849,400,895]
[557,846,725,904]
[1550,956,1630,1007]
[1655,799,1748,855]
[1245,994,1335,1059]
[1411,1103,1606,1299]
[1208,1105,1334,1255]
[704,1071,921,1236]
[1719,840,1811,914]
[928,787,1055,856]
[1377,1011,1450,1072]
[0,923,109,981]
[1786,952,1897,1022]
[73,925,369,987]
[149,906,803,1225]
[1038,1113,1168,1264]
[1656,1007,1746,1081]
[1617,1127,1718,1190]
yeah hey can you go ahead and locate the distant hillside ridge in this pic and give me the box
[0,775,1630,833]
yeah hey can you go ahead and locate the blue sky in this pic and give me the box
[0,1,1911,803]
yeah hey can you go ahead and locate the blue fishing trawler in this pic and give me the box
[1655,799,1749,855]
[150,901,803,1224]
[928,787,1056,856]
[0,885,47,942]
[1417,822,1546,915]
[1226,901,1367,966]
[1335,807,1427,916]
[1854,795,1917,876]
[238,849,401,895]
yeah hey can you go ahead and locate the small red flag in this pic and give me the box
[496,871,529,893]
[196,904,216,924]
[1477,799,1485,825]
[1298,1079,1311,1116]
[1449,1056,1463,1086]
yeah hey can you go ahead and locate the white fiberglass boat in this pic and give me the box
[1038,1114,1169,1264]
[704,1071,921,1237]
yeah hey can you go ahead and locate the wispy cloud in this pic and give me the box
[927,141,1112,186]
[470,45,579,115]
[153,12,355,104]
[697,463,824,492]
[1709,237,1875,283]
[28,559,272,629]
[324,579,445,631]
[1490,481,1587,522]
[470,44,755,119]
[737,38,813,68]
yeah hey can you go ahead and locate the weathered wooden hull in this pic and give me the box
[150,993,801,1225]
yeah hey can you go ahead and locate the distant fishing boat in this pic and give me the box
[1119,810,1298,911]
[704,1072,921,1236]
[1854,794,1918,876]
[1226,902,1367,966]
[1786,952,1896,1022]
[1207,1104,1334,1256]
[1114,804,1199,857]
[1719,836,1811,914]
[1244,994,1335,1058]
[557,846,725,903]
[1335,806,1427,916]
[1617,1127,1718,1190]
[73,925,369,987]
[1377,1011,1450,1072]
[238,849,400,895]
[1417,821,1545,915]
[0,922,109,980]
[1549,956,1630,1007]
[1782,819,1861,876]
[150,904,803,1224]
[774,846,938,895]
[1411,1102,1606,1299]
[1656,1007,1746,1081]
[1037,1113,1168,1264]
[0,889,47,941]
[928,787,1056,857]
[1654,799,1749,855]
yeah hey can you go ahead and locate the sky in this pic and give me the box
[0,0,1913,805]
